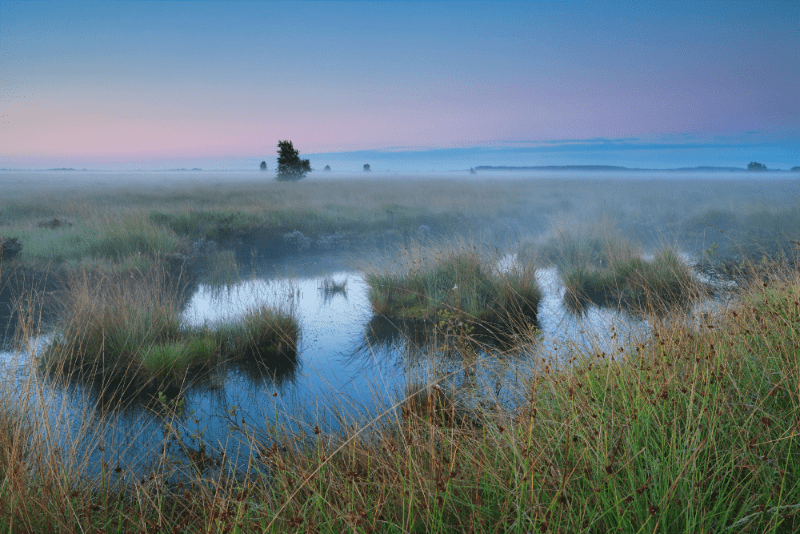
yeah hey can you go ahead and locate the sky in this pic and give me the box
[1,0,798,171]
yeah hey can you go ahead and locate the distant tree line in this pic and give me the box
[748,161,768,171]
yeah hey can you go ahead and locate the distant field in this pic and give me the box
[1,170,799,270]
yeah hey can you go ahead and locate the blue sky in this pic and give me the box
[1,1,798,170]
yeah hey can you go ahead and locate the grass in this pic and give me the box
[363,240,542,334]
[562,248,704,313]
[534,218,639,270]
[529,223,704,313]
[212,304,300,362]
[149,209,260,240]
[2,171,800,531]
[3,172,800,278]
[0,259,798,531]
[2,214,181,268]
[41,268,300,396]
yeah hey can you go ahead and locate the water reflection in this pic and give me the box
[0,256,705,479]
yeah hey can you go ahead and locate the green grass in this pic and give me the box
[4,173,800,276]
[212,304,300,362]
[41,268,299,393]
[149,209,260,239]
[562,248,703,312]
[140,342,195,379]
[364,241,542,332]
[535,221,639,271]
[2,215,181,267]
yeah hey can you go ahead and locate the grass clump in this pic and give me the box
[531,222,703,313]
[563,248,703,312]
[364,240,542,332]
[41,269,299,395]
[213,304,299,362]
[536,220,639,270]
[42,269,185,387]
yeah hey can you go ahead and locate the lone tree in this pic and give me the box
[276,140,311,181]
[748,161,767,171]
[363,163,371,172]
[324,165,331,171]
[260,161,267,171]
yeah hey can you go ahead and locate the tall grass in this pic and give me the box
[1,260,799,531]
[41,268,299,396]
[227,265,800,533]
[3,214,181,268]
[563,248,704,313]
[364,240,542,333]
[531,222,704,312]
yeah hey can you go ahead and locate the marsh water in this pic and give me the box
[0,247,689,480]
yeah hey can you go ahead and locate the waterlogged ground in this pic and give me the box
[0,251,707,480]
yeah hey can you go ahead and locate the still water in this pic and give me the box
[0,255,657,478]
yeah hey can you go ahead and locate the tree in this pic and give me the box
[363,164,371,172]
[276,140,311,181]
[324,165,331,171]
[791,166,799,172]
[260,161,267,171]
[748,161,767,171]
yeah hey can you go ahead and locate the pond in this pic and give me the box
[0,251,696,480]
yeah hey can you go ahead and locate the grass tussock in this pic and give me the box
[563,248,704,313]
[41,268,299,393]
[213,304,300,363]
[530,222,704,313]
[364,240,542,332]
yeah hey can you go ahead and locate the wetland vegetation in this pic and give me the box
[0,170,799,532]
[364,240,541,335]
